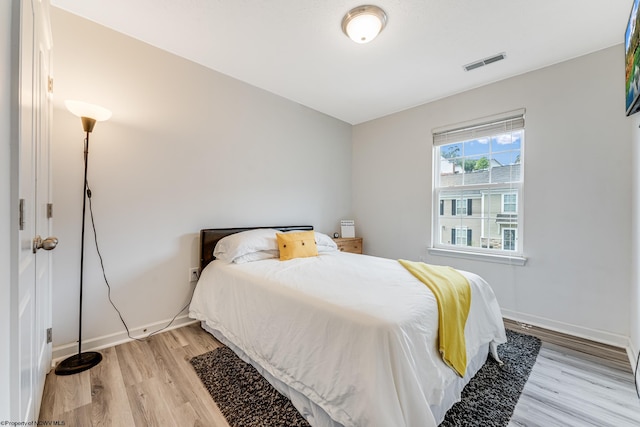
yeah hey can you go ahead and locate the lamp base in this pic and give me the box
[54,351,102,376]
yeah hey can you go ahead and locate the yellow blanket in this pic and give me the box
[398,260,471,377]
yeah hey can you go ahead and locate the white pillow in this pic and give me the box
[214,228,337,263]
[233,249,279,264]
[314,231,338,252]
[214,228,279,263]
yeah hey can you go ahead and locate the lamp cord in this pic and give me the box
[86,181,194,342]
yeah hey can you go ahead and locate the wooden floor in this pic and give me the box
[510,346,640,427]
[39,322,640,426]
[39,323,228,426]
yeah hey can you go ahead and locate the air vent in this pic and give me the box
[463,52,506,72]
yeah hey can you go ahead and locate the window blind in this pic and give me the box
[432,109,525,146]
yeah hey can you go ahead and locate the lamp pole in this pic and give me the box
[54,111,106,376]
[77,129,90,358]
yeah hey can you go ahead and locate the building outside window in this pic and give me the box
[432,110,524,256]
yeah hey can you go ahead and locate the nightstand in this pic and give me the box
[332,237,363,254]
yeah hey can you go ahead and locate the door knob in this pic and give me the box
[33,235,58,253]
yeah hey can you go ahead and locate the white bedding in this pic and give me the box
[189,251,506,427]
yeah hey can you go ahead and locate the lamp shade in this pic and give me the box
[65,100,112,122]
[342,5,387,44]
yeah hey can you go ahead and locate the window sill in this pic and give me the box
[428,248,527,266]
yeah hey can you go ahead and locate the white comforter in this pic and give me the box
[189,251,506,427]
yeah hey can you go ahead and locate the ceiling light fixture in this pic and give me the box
[341,5,387,44]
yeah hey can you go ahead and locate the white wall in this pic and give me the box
[353,45,633,348]
[1,0,15,418]
[50,9,353,355]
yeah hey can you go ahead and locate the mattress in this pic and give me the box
[189,251,506,427]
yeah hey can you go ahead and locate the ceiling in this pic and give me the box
[50,0,632,125]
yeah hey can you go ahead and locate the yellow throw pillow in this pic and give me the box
[276,231,318,261]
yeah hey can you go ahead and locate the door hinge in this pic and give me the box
[47,203,53,219]
[48,76,53,94]
[19,199,25,230]
[46,328,52,344]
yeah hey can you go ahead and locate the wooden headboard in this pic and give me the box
[200,225,314,270]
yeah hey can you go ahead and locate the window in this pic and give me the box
[502,193,517,213]
[432,109,524,258]
[503,228,517,251]
[453,227,471,246]
[456,199,467,215]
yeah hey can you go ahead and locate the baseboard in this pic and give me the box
[51,315,198,368]
[501,309,629,348]
[502,310,633,372]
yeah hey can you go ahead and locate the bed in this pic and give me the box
[189,226,507,427]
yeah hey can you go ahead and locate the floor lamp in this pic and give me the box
[55,100,112,376]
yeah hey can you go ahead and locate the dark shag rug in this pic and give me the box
[190,329,541,427]
[439,329,541,426]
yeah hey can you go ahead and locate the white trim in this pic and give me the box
[51,315,197,368]
[502,309,630,350]
[428,247,527,265]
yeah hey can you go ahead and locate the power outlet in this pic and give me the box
[189,267,200,282]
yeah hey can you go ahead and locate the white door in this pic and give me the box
[33,0,53,414]
[17,0,53,421]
